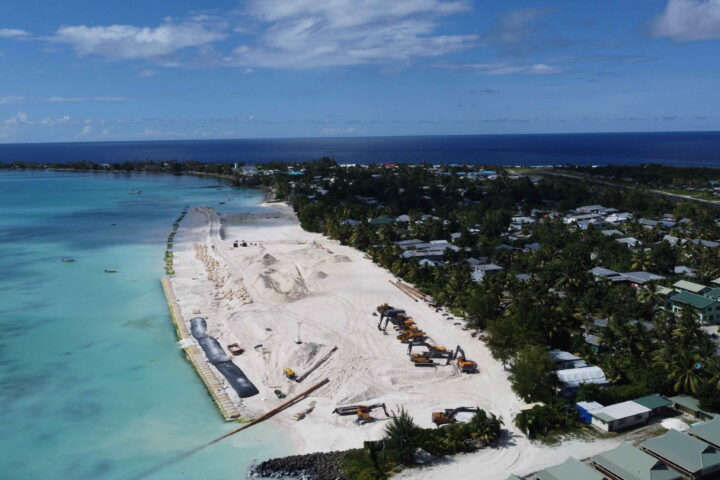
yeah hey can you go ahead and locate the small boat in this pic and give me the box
[128,188,142,194]
[62,257,75,263]
[104,269,117,273]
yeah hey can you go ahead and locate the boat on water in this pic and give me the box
[128,188,142,194]
[104,269,117,273]
[62,257,75,263]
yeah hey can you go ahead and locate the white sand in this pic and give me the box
[169,202,620,479]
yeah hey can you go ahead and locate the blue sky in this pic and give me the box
[1,0,719,143]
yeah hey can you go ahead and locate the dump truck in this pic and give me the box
[432,407,482,426]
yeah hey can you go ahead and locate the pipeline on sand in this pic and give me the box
[128,378,330,480]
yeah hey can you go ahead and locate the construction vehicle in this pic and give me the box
[378,308,406,331]
[432,407,482,426]
[397,330,426,343]
[453,346,478,373]
[333,403,390,425]
[284,368,297,380]
[410,353,435,366]
[407,342,453,363]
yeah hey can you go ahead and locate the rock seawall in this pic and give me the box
[250,451,348,480]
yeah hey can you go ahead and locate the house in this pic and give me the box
[641,429,720,479]
[394,239,425,250]
[530,457,607,480]
[340,219,361,226]
[548,349,588,369]
[613,272,666,287]
[673,280,710,295]
[557,366,608,396]
[616,237,642,248]
[524,242,541,252]
[369,217,394,226]
[395,214,411,222]
[713,278,720,287]
[601,229,624,237]
[577,401,604,424]
[688,418,720,450]
[674,266,698,277]
[589,401,651,432]
[591,442,683,480]
[584,333,608,354]
[590,267,621,280]
[633,394,673,417]
[639,218,660,228]
[606,212,634,223]
[668,395,716,421]
[466,256,491,267]
[578,205,607,214]
[471,263,504,282]
[667,292,720,324]
[692,239,720,249]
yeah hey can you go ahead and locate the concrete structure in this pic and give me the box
[667,291,720,325]
[589,401,651,433]
[641,429,720,479]
[591,442,682,480]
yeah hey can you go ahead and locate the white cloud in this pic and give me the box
[53,19,226,60]
[0,95,24,104]
[322,127,360,136]
[228,0,477,68]
[47,96,83,103]
[41,115,72,126]
[434,62,562,75]
[0,28,30,38]
[651,0,720,41]
[4,111,30,125]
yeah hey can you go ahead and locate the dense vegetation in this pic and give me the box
[561,163,720,189]
[342,407,502,479]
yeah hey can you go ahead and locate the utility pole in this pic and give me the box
[295,320,302,344]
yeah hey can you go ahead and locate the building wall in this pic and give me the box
[591,411,650,432]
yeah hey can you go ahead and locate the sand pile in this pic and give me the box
[255,268,309,303]
[193,243,252,307]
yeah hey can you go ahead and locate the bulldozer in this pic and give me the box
[453,346,478,373]
[333,403,390,425]
[432,407,482,426]
[283,368,297,380]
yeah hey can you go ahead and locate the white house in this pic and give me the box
[589,401,651,432]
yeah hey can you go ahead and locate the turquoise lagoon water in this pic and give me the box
[0,171,286,480]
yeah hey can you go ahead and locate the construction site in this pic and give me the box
[165,204,623,478]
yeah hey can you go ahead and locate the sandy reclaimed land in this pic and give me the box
[169,202,620,479]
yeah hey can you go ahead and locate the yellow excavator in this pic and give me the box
[432,407,482,426]
[283,368,297,380]
[410,353,435,366]
[333,403,391,425]
[397,330,426,343]
[454,346,478,373]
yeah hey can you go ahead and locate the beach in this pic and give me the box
[168,201,623,479]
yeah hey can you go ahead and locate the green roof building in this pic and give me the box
[668,291,720,325]
[634,394,673,414]
[668,395,717,421]
[591,442,682,480]
[688,417,720,449]
[533,458,607,480]
[640,429,720,479]
[368,217,394,226]
[506,476,525,480]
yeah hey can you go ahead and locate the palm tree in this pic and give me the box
[656,348,703,394]
[383,407,419,464]
[441,423,470,453]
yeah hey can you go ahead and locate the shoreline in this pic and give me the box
[166,198,623,479]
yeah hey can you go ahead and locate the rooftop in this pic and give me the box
[535,457,606,480]
[590,401,650,422]
[641,429,720,474]
[673,280,708,294]
[668,395,715,417]
[557,366,608,388]
[669,291,718,309]
[633,394,672,411]
[592,442,682,480]
[687,417,720,448]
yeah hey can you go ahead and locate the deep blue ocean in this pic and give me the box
[1,131,719,167]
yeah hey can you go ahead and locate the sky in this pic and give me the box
[1,0,720,143]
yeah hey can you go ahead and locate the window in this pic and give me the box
[619,418,627,425]
[635,414,643,420]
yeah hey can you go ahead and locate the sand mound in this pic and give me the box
[262,253,278,266]
[255,269,309,302]
[312,270,328,279]
[333,255,352,263]
[661,418,689,431]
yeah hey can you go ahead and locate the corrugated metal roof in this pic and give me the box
[556,366,608,388]
[641,429,720,474]
[633,394,672,410]
[673,280,708,293]
[590,401,650,421]
[535,458,606,480]
[592,442,682,480]
[688,417,720,448]
[669,291,718,309]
